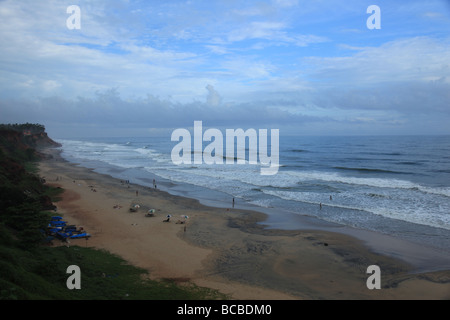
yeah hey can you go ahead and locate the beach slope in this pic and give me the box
[39,149,450,300]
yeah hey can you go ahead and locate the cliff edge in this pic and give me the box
[0,123,61,160]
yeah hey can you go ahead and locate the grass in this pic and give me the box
[0,228,227,300]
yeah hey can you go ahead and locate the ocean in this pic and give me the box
[56,134,450,253]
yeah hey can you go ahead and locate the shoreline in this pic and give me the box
[58,145,450,273]
[38,147,450,299]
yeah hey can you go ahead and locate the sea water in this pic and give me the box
[56,135,450,252]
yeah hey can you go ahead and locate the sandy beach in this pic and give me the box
[38,149,450,300]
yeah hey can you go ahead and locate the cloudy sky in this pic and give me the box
[0,0,449,138]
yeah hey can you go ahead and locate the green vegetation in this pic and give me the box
[0,124,226,300]
[0,244,223,300]
[0,123,46,134]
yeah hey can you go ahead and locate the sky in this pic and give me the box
[0,0,449,138]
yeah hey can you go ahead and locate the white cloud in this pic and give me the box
[42,80,61,92]
[304,37,450,86]
[225,20,328,47]
[220,58,275,79]
[204,45,229,55]
[205,84,222,106]
[1,0,450,136]
[227,21,286,42]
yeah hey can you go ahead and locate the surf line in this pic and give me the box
[171,121,280,175]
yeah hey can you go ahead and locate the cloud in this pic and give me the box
[0,85,327,137]
[225,20,328,47]
[303,36,450,87]
[205,85,222,106]
[3,73,449,139]
[311,80,450,115]
[42,80,62,92]
[227,21,286,42]
[1,1,450,137]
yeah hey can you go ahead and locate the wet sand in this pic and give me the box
[38,149,450,300]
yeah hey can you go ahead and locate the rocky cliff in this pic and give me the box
[0,123,61,160]
[0,123,59,213]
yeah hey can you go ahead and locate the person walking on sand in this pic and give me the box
[232,197,235,208]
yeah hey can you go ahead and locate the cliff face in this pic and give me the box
[0,125,59,212]
[23,131,62,149]
[0,124,60,250]
[0,126,61,160]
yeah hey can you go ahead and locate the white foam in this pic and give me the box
[57,138,450,231]
[261,188,450,230]
[281,170,420,190]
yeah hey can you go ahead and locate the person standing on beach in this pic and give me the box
[232,197,235,208]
